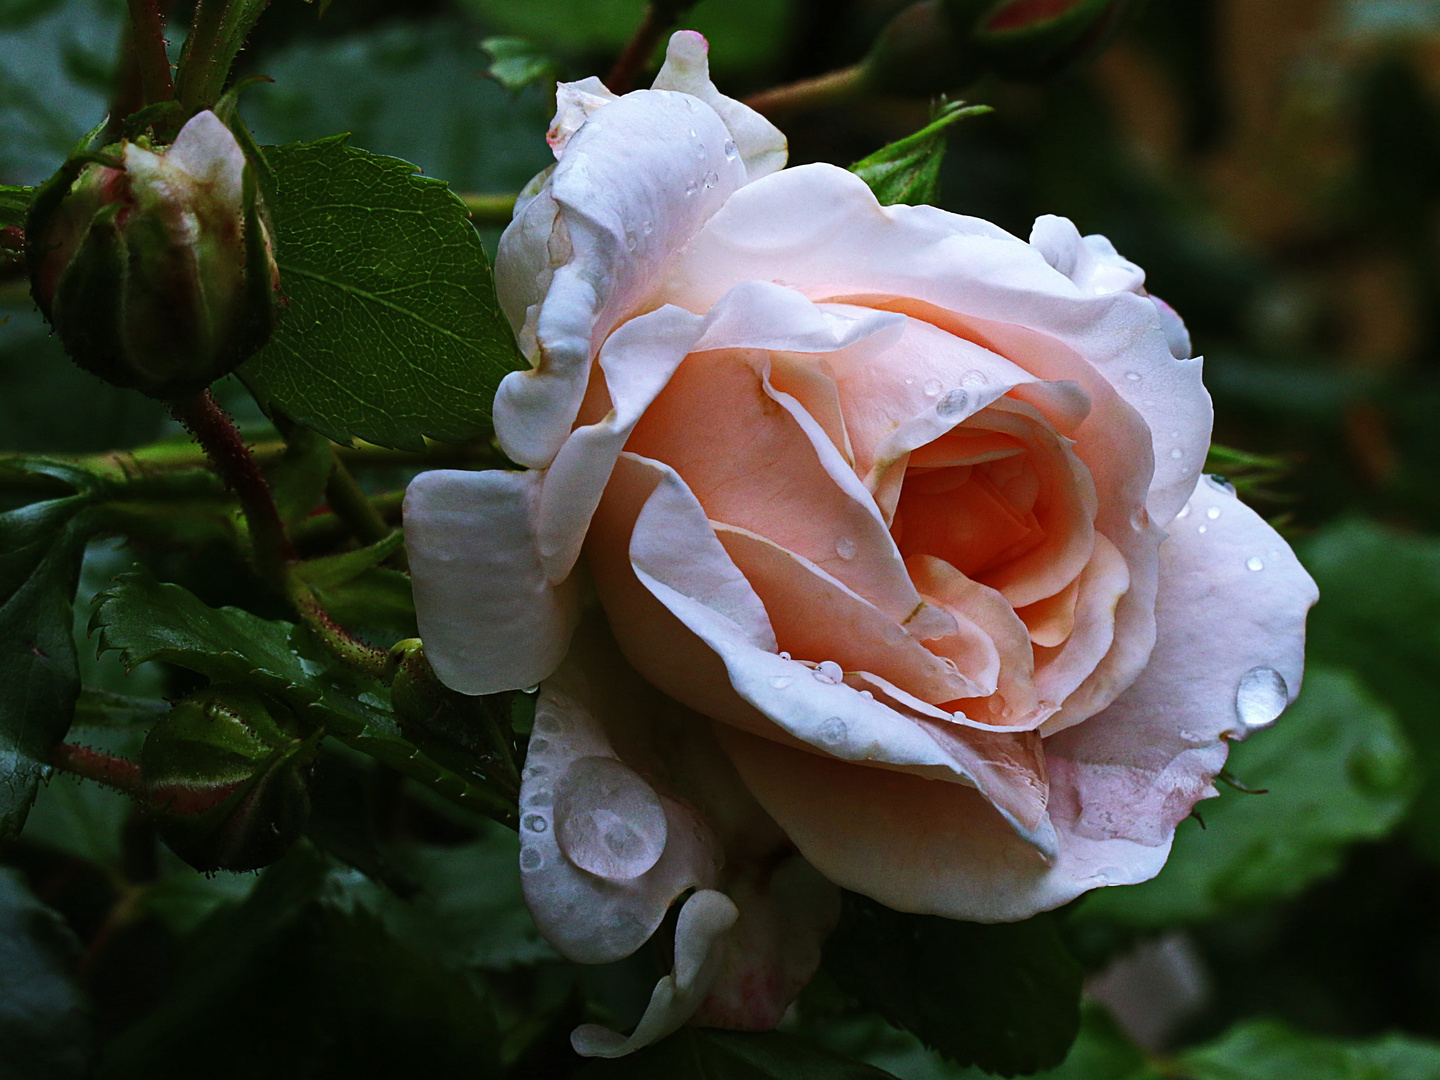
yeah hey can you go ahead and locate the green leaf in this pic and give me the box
[296,532,415,637]
[97,846,502,1079]
[1180,1020,1440,1080]
[0,183,33,228]
[89,569,511,819]
[481,37,556,95]
[0,466,109,838]
[1300,519,1440,860]
[1074,666,1416,928]
[848,101,992,206]
[0,867,91,1079]
[241,136,525,451]
[20,772,130,866]
[70,688,169,730]
[266,423,334,526]
[823,892,1082,1075]
[579,1028,898,1080]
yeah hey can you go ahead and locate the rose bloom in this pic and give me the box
[405,32,1318,1057]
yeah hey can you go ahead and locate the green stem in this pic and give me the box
[174,0,271,113]
[290,490,403,555]
[127,0,174,106]
[51,743,145,797]
[462,193,518,226]
[287,574,389,679]
[169,389,292,587]
[607,1,696,93]
[325,456,409,570]
[743,63,869,117]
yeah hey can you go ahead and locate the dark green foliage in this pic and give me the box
[580,1028,900,1080]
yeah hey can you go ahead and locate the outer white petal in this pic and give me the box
[149,109,245,206]
[1044,475,1319,846]
[403,469,578,695]
[493,88,747,468]
[651,30,788,181]
[571,890,739,1058]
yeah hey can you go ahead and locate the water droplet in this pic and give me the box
[1130,505,1150,530]
[1206,506,1221,520]
[523,813,548,833]
[642,219,654,235]
[688,127,698,138]
[1204,473,1236,495]
[937,389,969,418]
[1125,371,1142,382]
[554,757,667,880]
[684,97,698,111]
[531,738,550,753]
[769,675,793,689]
[923,378,943,397]
[817,717,848,745]
[778,651,792,661]
[1176,502,1192,519]
[693,142,706,161]
[961,369,988,388]
[685,179,698,196]
[941,657,960,675]
[1247,556,1265,572]
[723,139,738,160]
[835,536,857,560]
[813,660,844,685]
[523,764,549,780]
[703,170,719,189]
[904,376,915,385]
[1170,447,1183,460]
[1094,865,1124,886]
[526,787,553,807]
[520,846,544,871]
[859,690,874,700]
[1236,666,1288,728]
[1198,525,1208,534]
[523,684,540,694]
[625,233,637,252]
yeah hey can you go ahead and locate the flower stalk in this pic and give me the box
[51,743,146,797]
[743,64,869,117]
[126,0,174,106]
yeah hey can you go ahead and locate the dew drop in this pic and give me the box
[1247,556,1265,572]
[1198,524,1208,534]
[526,787,553,807]
[523,684,540,694]
[817,717,848,745]
[769,675,793,689]
[554,757,667,880]
[960,369,988,388]
[688,127,698,138]
[859,690,874,700]
[1125,371,1142,382]
[1169,447,1183,460]
[530,738,550,753]
[923,378,943,397]
[835,536,857,560]
[937,389,969,418]
[904,376,915,385]
[813,660,844,685]
[523,813,548,833]
[941,657,961,675]
[520,846,544,871]
[703,170,719,189]
[523,764,549,780]
[723,139,738,160]
[1236,666,1288,728]
[625,233,637,252]
[642,219,654,235]
[685,179,698,196]
[1206,506,1221,520]
[779,651,792,661]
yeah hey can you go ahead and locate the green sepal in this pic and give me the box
[849,100,992,206]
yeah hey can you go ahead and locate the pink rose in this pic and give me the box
[404,32,1318,1057]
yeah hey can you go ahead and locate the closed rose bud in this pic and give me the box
[141,688,313,873]
[865,0,1136,96]
[25,109,279,399]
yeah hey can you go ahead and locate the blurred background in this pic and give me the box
[2,1,1439,1076]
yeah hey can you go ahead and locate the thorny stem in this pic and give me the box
[127,0,174,106]
[169,390,293,587]
[51,744,145,797]
[607,1,695,94]
[287,575,389,679]
[743,63,869,117]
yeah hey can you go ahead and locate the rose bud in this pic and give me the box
[404,33,1316,1057]
[865,0,1137,95]
[25,109,279,399]
[141,687,314,873]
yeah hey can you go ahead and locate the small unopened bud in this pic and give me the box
[141,688,313,872]
[865,0,1135,95]
[26,110,279,399]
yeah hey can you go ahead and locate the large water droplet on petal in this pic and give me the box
[813,660,844,685]
[923,378,942,397]
[937,389,969,418]
[817,717,848,745]
[1247,556,1265,572]
[554,756,667,881]
[1206,506,1221,520]
[1236,666,1288,729]
[835,536,857,560]
[523,813,548,833]
[520,846,544,871]
[723,139,738,160]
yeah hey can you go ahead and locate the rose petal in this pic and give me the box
[1032,534,1132,712]
[571,889,739,1058]
[404,468,579,695]
[1043,476,1318,845]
